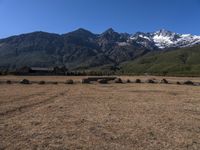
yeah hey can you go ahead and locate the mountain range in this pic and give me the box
[0,28,200,75]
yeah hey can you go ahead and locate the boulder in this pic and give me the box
[66,79,74,84]
[98,79,108,84]
[39,81,45,85]
[114,78,123,83]
[6,80,12,84]
[52,82,58,84]
[20,79,30,84]
[161,79,168,84]
[82,78,90,84]
[147,79,156,83]
[135,79,141,83]
[126,79,131,83]
[184,80,194,85]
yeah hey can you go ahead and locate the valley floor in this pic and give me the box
[0,76,200,149]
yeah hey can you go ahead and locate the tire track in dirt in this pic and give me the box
[0,90,68,118]
[0,91,47,105]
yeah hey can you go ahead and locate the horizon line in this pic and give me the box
[0,27,199,39]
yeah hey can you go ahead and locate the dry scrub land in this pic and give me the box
[0,76,200,150]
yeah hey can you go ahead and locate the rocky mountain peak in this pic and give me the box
[103,28,115,34]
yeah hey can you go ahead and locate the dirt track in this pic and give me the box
[0,76,200,150]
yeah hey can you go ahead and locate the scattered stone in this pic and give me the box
[82,78,90,84]
[66,79,74,84]
[6,80,12,84]
[176,81,181,85]
[147,79,156,84]
[114,78,123,83]
[39,81,45,85]
[20,79,30,84]
[52,81,58,84]
[87,77,116,81]
[161,78,168,84]
[184,80,194,85]
[97,79,108,84]
[135,79,141,83]
[126,79,131,83]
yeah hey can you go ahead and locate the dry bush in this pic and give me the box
[66,79,74,84]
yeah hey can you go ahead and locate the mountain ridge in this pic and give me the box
[0,28,200,74]
[1,28,200,50]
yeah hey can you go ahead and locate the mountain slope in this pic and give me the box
[0,32,63,69]
[120,45,200,76]
[0,28,200,72]
[0,28,150,70]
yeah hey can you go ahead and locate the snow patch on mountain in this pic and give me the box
[130,29,200,49]
[153,34,174,48]
[117,42,130,46]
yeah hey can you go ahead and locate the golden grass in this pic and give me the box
[1,75,200,82]
[0,76,200,149]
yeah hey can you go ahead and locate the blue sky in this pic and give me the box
[0,0,200,38]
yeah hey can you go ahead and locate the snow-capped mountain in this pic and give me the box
[130,29,200,49]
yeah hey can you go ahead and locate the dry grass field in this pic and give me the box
[0,76,200,150]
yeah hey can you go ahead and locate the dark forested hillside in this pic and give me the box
[0,28,148,71]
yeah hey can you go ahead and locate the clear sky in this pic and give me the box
[0,0,200,38]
